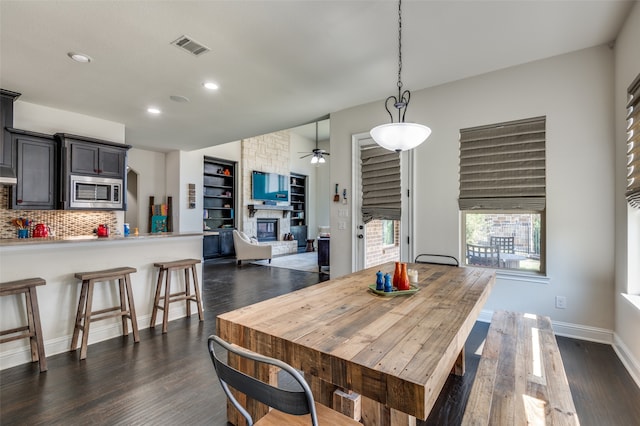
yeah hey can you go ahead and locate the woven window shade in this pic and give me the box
[459,116,546,211]
[626,73,640,209]
[361,145,401,223]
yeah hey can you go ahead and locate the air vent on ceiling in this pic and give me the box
[171,35,210,57]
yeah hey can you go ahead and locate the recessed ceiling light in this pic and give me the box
[203,82,219,90]
[67,52,92,63]
[147,107,161,114]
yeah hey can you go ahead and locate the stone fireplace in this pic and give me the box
[256,218,278,242]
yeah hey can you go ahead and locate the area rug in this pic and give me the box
[253,251,326,274]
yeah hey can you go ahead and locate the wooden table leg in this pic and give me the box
[361,395,417,426]
[452,344,465,376]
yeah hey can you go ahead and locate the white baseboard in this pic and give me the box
[478,309,639,390]
[613,333,640,389]
[479,309,613,343]
[0,310,194,371]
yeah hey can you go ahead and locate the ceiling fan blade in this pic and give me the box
[299,153,313,159]
[323,152,330,156]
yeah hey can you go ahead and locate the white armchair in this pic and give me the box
[233,230,272,265]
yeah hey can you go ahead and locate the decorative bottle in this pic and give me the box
[384,273,393,292]
[376,270,384,291]
[393,261,401,289]
[397,263,410,291]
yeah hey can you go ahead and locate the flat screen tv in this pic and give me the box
[252,171,289,202]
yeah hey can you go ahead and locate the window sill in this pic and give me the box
[622,293,640,311]
[495,270,550,284]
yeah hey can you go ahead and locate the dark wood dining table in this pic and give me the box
[217,261,496,426]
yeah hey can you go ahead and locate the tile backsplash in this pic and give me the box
[0,186,117,239]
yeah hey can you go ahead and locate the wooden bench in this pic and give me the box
[0,278,47,372]
[150,259,203,333]
[71,267,139,360]
[462,310,578,426]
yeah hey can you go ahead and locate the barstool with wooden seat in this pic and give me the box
[150,258,203,333]
[0,278,47,372]
[71,267,139,360]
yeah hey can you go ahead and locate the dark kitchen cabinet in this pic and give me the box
[203,234,221,259]
[68,140,125,177]
[9,129,58,210]
[203,229,235,259]
[219,229,235,256]
[0,89,21,179]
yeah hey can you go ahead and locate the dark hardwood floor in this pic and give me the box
[1,258,639,425]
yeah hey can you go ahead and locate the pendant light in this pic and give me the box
[370,0,431,152]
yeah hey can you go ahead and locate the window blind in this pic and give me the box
[626,73,640,209]
[459,116,546,211]
[361,145,401,223]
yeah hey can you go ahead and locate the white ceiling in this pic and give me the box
[0,1,634,152]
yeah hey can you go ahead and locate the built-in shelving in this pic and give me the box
[290,173,307,248]
[203,157,236,231]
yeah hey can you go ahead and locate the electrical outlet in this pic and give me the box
[555,296,567,309]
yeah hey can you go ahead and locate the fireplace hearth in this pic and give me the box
[256,219,278,242]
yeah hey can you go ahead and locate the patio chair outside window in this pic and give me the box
[490,236,515,254]
[466,244,500,267]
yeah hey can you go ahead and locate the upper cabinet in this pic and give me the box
[0,89,21,183]
[67,138,126,178]
[56,133,131,210]
[9,129,58,210]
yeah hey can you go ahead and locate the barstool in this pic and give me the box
[0,278,47,372]
[71,267,139,360]
[150,259,203,333]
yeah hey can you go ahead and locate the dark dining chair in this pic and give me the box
[466,244,500,267]
[207,335,360,426]
[414,254,459,267]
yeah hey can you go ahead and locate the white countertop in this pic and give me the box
[0,232,203,249]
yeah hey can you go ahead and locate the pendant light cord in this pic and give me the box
[397,0,403,92]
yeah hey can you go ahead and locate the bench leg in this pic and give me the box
[162,270,171,334]
[124,273,140,343]
[183,267,191,318]
[190,264,204,321]
[79,280,95,360]
[26,287,47,372]
[150,268,165,328]
[119,277,129,337]
[71,281,88,352]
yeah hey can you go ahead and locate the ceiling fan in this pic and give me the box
[299,122,329,164]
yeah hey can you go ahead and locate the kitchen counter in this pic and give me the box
[0,232,202,249]
[0,232,203,371]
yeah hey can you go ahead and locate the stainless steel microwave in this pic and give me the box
[70,174,123,209]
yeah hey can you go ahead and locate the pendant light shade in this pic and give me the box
[370,122,431,152]
[370,0,430,152]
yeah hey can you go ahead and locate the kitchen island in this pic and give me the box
[0,232,203,370]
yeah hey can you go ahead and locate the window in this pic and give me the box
[459,117,546,273]
[626,73,640,208]
[382,220,396,246]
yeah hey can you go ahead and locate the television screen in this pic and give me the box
[252,171,289,202]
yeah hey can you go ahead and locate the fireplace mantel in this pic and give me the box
[247,204,293,218]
